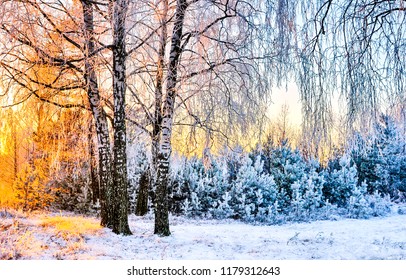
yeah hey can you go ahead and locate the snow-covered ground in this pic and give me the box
[1,208,406,260]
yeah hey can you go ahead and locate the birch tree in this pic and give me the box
[111,0,132,235]
[124,0,277,235]
[151,0,187,236]
[81,0,114,228]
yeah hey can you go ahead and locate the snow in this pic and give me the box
[1,209,406,260]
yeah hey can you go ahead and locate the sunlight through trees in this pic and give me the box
[0,0,404,237]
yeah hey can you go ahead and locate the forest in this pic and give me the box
[0,0,405,243]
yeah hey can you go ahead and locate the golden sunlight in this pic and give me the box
[40,215,102,237]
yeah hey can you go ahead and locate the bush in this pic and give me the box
[165,127,402,225]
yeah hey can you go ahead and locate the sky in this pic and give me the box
[268,82,303,127]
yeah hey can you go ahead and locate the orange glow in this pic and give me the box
[0,136,6,155]
[0,183,18,209]
[40,216,102,237]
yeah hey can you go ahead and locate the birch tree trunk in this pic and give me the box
[152,0,168,172]
[82,0,114,228]
[154,0,188,236]
[143,0,169,215]
[111,0,132,235]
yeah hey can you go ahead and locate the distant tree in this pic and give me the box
[127,141,150,215]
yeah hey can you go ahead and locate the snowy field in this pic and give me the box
[1,208,406,260]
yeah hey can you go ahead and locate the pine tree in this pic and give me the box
[230,155,278,222]
[351,115,406,199]
[266,143,307,209]
[324,154,358,207]
[289,167,324,221]
[350,132,380,193]
[347,182,371,218]
[372,115,405,198]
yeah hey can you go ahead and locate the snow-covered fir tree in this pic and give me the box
[372,115,406,198]
[350,115,406,199]
[229,154,278,222]
[262,142,307,209]
[323,154,359,207]
[289,167,325,221]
